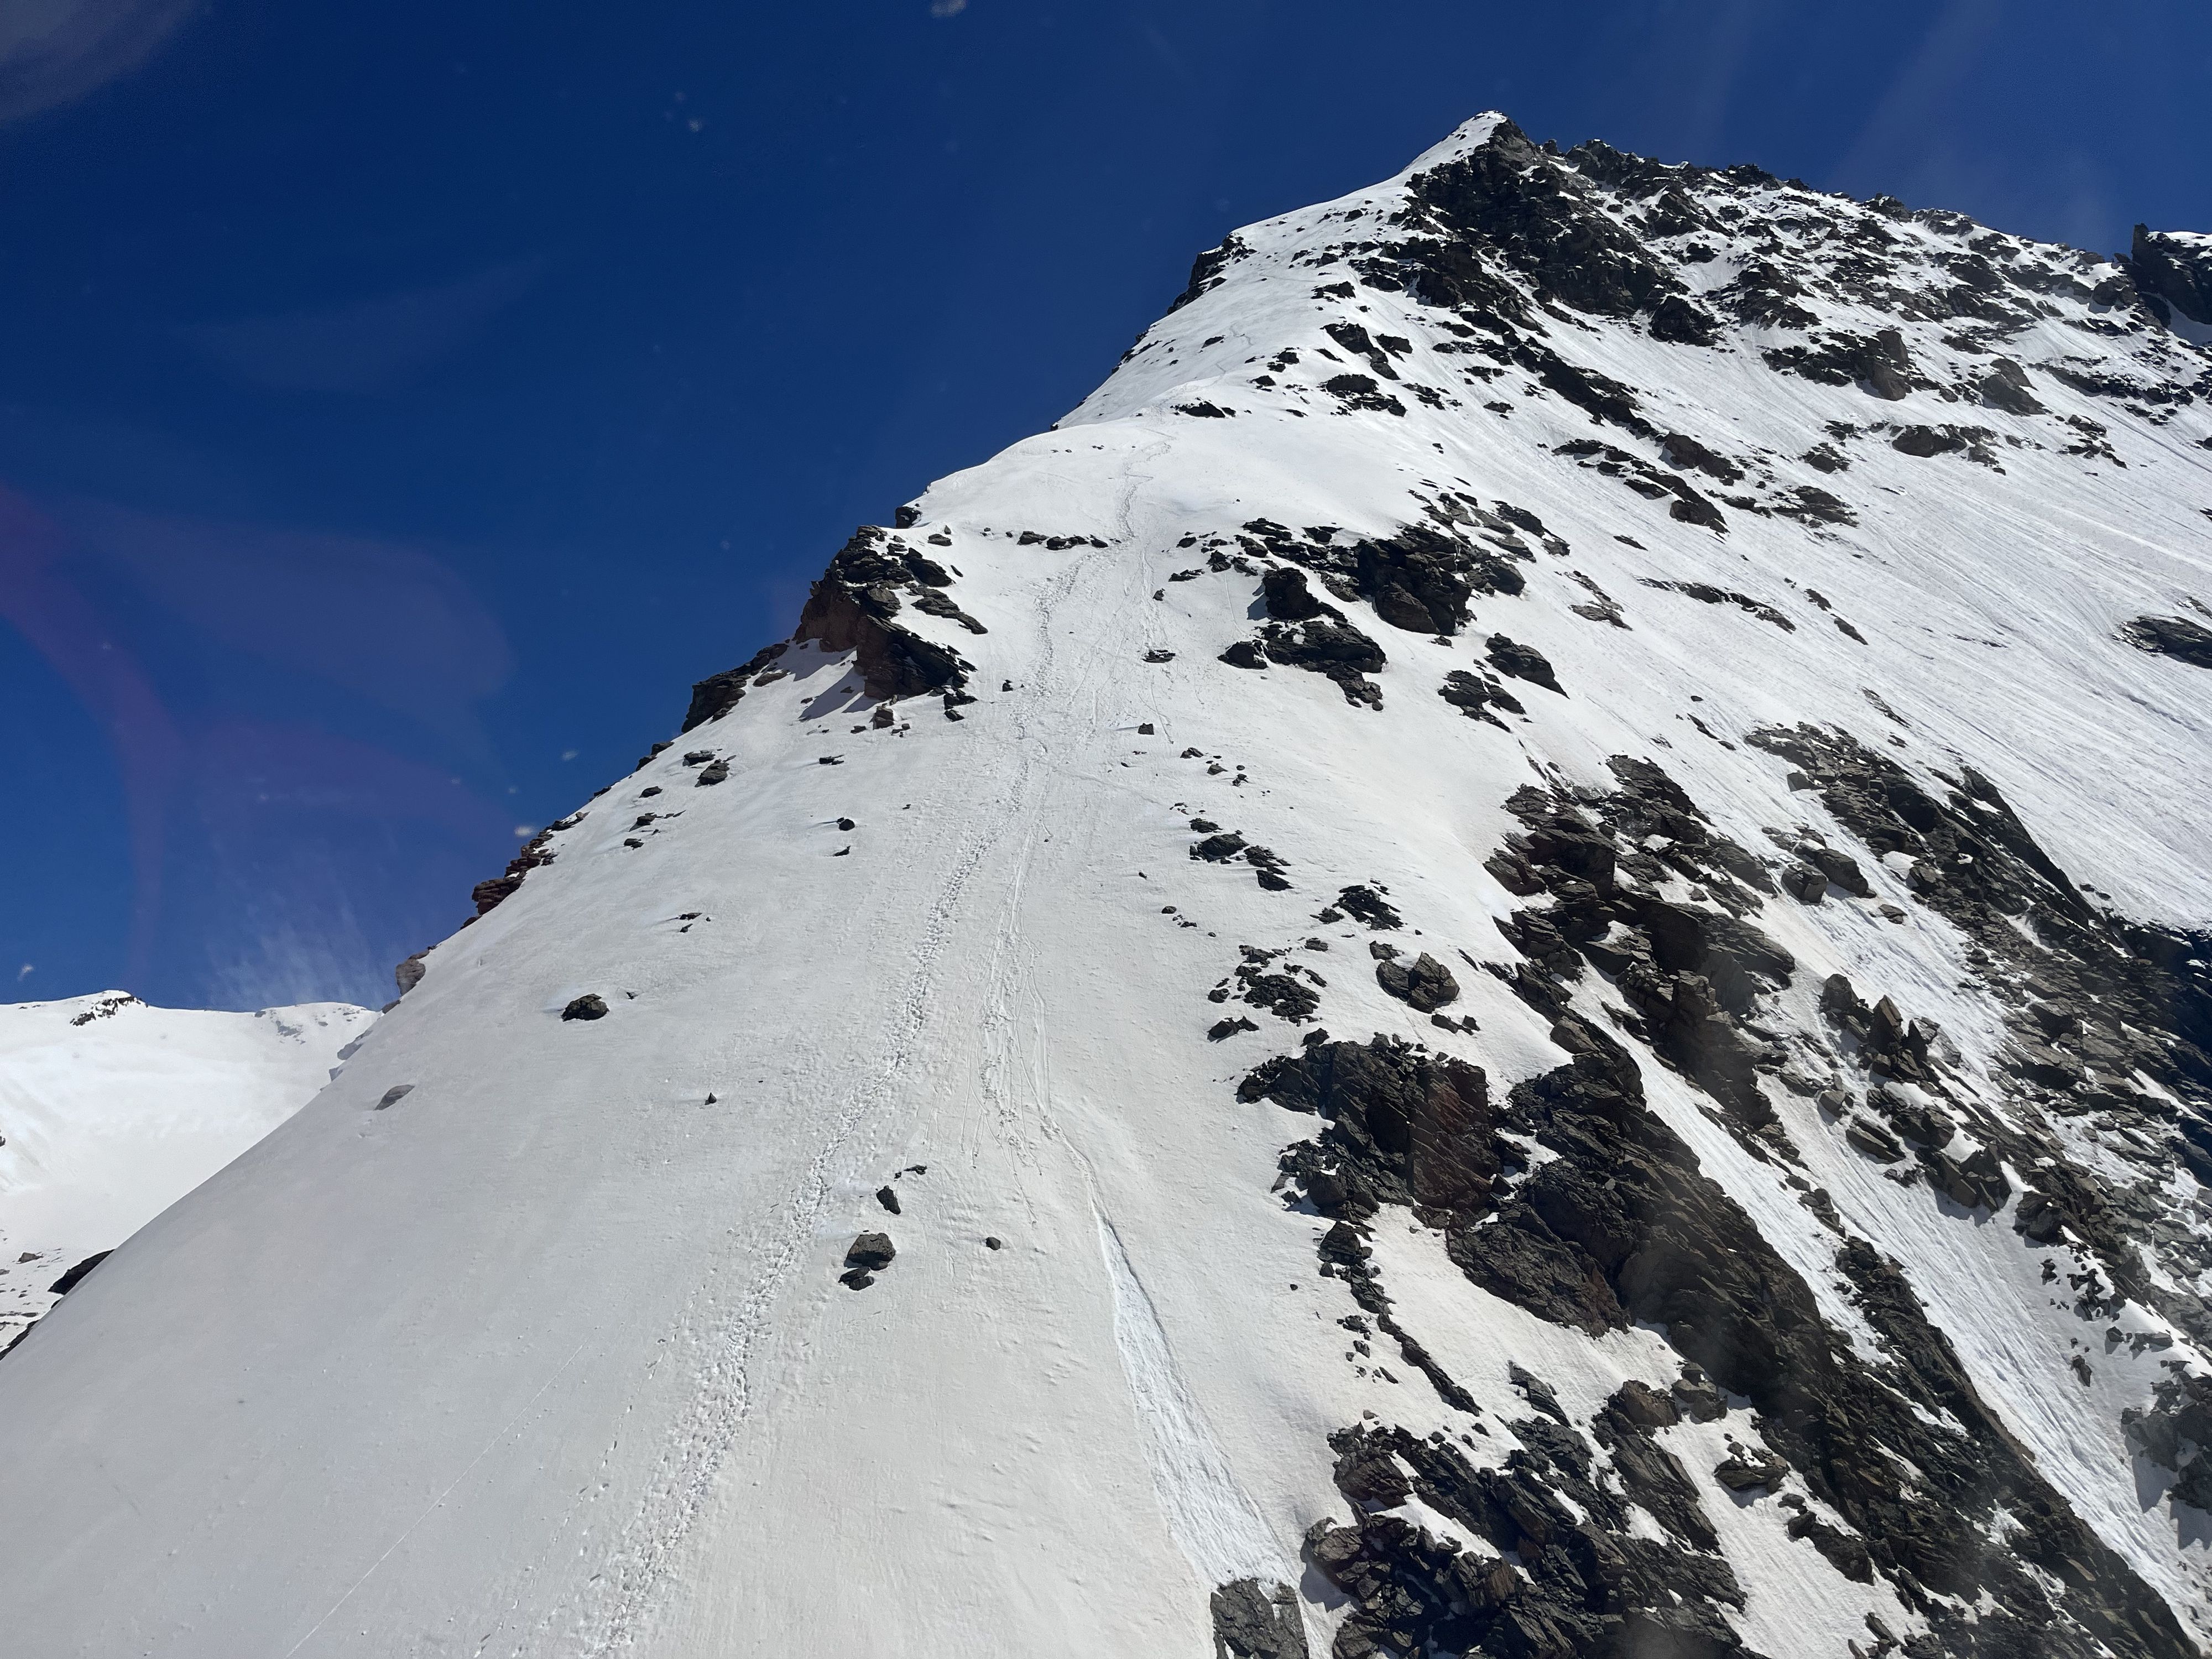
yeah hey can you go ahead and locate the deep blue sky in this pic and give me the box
[3,0,2206,1011]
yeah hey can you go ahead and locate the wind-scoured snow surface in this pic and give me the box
[3,115,2210,1658]
[0,992,374,1342]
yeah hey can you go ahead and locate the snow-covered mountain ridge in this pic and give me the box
[1,992,374,1348]
[2,113,2209,1658]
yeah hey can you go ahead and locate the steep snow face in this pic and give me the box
[2,115,2210,1659]
[0,992,375,1343]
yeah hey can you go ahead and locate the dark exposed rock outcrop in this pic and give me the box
[1763,328,1924,400]
[1400,119,1688,326]
[2121,614,2212,670]
[1254,616,1389,707]
[1242,1036,1498,1222]
[1748,724,2212,1347]
[1483,762,1794,1126]
[2123,226,2212,327]
[1302,1013,2194,1657]
[1553,439,1729,531]
[2124,1368,2212,1512]
[462,810,584,923]
[1209,1579,1310,1659]
[1236,516,1530,641]
[682,639,791,732]
[794,526,980,701]
[1307,1406,1755,1659]
[1438,667,1525,727]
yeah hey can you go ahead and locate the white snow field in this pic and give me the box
[0,114,2208,1658]
[1,992,374,1344]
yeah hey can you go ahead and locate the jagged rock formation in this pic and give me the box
[1,113,2209,1658]
[2125,228,2212,330]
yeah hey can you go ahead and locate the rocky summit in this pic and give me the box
[2,114,2209,1658]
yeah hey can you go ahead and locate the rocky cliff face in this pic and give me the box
[2,113,2209,1659]
[2127,227,2212,331]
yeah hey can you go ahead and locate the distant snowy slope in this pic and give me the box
[1,992,373,1342]
[0,114,2208,1659]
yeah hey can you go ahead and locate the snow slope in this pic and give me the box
[1,991,374,1344]
[0,116,2208,1659]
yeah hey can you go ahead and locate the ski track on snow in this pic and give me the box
[1095,1214,1283,1589]
[559,549,1109,1657]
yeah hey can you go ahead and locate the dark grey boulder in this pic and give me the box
[1209,1578,1309,1659]
[1672,1367,1727,1423]
[1781,864,1825,903]
[1376,952,1460,1013]
[1891,425,1965,457]
[1803,846,1871,896]
[1713,1446,1790,1491]
[846,1233,894,1269]
[840,1232,895,1289]
[1610,1379,1679,1430]
[1484,634,1564,695]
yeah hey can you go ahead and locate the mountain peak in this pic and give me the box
[1398,108,1530,175]
[3,116,2210,1659]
